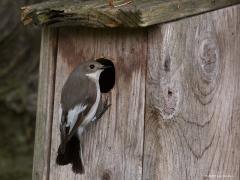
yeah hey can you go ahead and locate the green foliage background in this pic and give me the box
[0,1,43,179]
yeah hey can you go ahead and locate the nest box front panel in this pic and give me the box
[49,28,147,180]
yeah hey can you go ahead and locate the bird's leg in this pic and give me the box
[92,97,111,122]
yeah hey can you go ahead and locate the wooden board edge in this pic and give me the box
[32,27,58,180]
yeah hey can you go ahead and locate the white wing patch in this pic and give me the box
[67,104,87,133]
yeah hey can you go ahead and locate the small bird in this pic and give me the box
[56,60,111,174]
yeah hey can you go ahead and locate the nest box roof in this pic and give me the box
[21,0,240,28]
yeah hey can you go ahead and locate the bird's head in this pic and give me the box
[79,61,110,81]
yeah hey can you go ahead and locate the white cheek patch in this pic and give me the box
[67,104,87,133]
[86,70,102,81]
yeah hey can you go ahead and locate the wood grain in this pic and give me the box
[143,5,240,180]
[33,27,58,180]
[33,4,240,180]
[49,28,147,180]
[21,0,240,28]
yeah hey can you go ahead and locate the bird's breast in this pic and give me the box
[80,82,101,129]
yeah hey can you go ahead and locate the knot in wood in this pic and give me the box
[101,170,111,180]
[161,87,179,119]
[192,30,221,105]
[153,84,180,120]
[197,33,220,83]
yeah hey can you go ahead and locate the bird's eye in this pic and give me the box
[89,64,95,69]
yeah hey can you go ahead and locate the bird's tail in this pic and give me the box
[56,135,85,174]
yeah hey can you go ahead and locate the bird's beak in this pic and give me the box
[100,65,112,69]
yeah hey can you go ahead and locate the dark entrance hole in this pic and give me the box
[96,58,115,93]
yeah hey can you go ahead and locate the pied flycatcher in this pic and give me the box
[56,60,111,174]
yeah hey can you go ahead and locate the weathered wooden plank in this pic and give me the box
[49,28,147,180]
[33,28,58,180]
[143,5,240,180]
[21,0,240,28]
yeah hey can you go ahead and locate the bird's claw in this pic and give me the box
[103,97,111,109]
[92,97,111,122]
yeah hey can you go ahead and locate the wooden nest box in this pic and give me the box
[21,1,240,180]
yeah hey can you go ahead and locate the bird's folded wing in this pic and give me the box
[67,104,87,133]
[60,103,90,143]
[60,75,97,143]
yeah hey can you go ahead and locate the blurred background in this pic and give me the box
[0,1,43,179]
